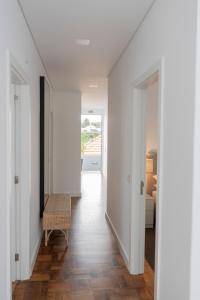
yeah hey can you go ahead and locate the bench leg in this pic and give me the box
[45,230,48,247]
[66,229,69,245]
[63,229,69,245]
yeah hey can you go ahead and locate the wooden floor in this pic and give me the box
[13,173,154,299]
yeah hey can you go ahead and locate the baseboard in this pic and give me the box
[105,212,129,269]
[30,230,43,276]
[52,192,82,198]
[70,192,82,198]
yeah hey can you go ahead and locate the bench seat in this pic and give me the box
[43,194,71,246]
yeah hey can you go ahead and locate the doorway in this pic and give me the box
[9,55,31,287]
[130,60,164,299]
[10,80,21,283]
[81,114,102,171]
[144,77,159,271]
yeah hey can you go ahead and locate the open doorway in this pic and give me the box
[81,114,102,171]
[10,75,21,285]
[9,56,31,289]
[144,77,158,271]
[130,60,164,299]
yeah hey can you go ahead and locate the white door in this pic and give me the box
[133,89,146,274]
[11,84,20,282]
[131,89,147,273]
[138,91,147,273]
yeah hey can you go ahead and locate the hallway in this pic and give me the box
[13,173,153,299]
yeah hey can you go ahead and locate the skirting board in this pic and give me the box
[105,212,129,270]
[70,192,82,198]
[30,230,43,276]
[52,192,82,198]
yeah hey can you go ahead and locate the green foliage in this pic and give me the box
[81,132,100,155]
[81,143,86,156]
[81,132,91,145]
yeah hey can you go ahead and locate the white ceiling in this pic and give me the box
[19,0,154,107]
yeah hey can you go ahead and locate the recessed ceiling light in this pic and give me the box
[75,39,90,46]
[89,84,98,88]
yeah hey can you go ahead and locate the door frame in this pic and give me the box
[10,82,21,283]
[129,58,165,299]
[8,52,31,283]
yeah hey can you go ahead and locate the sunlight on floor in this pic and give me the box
[81,171,102,201]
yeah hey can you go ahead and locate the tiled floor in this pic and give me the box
[13,172,154,299]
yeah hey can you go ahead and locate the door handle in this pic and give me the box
[140,181,144,195]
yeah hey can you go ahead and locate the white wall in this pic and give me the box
[0,1,50,299]
[53,91,81,195]
[146,80,158,153]
[107,0,197,299]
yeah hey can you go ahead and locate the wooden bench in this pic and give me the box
[43,194,71,246]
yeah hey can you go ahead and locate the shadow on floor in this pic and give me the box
[145,228,155,270]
